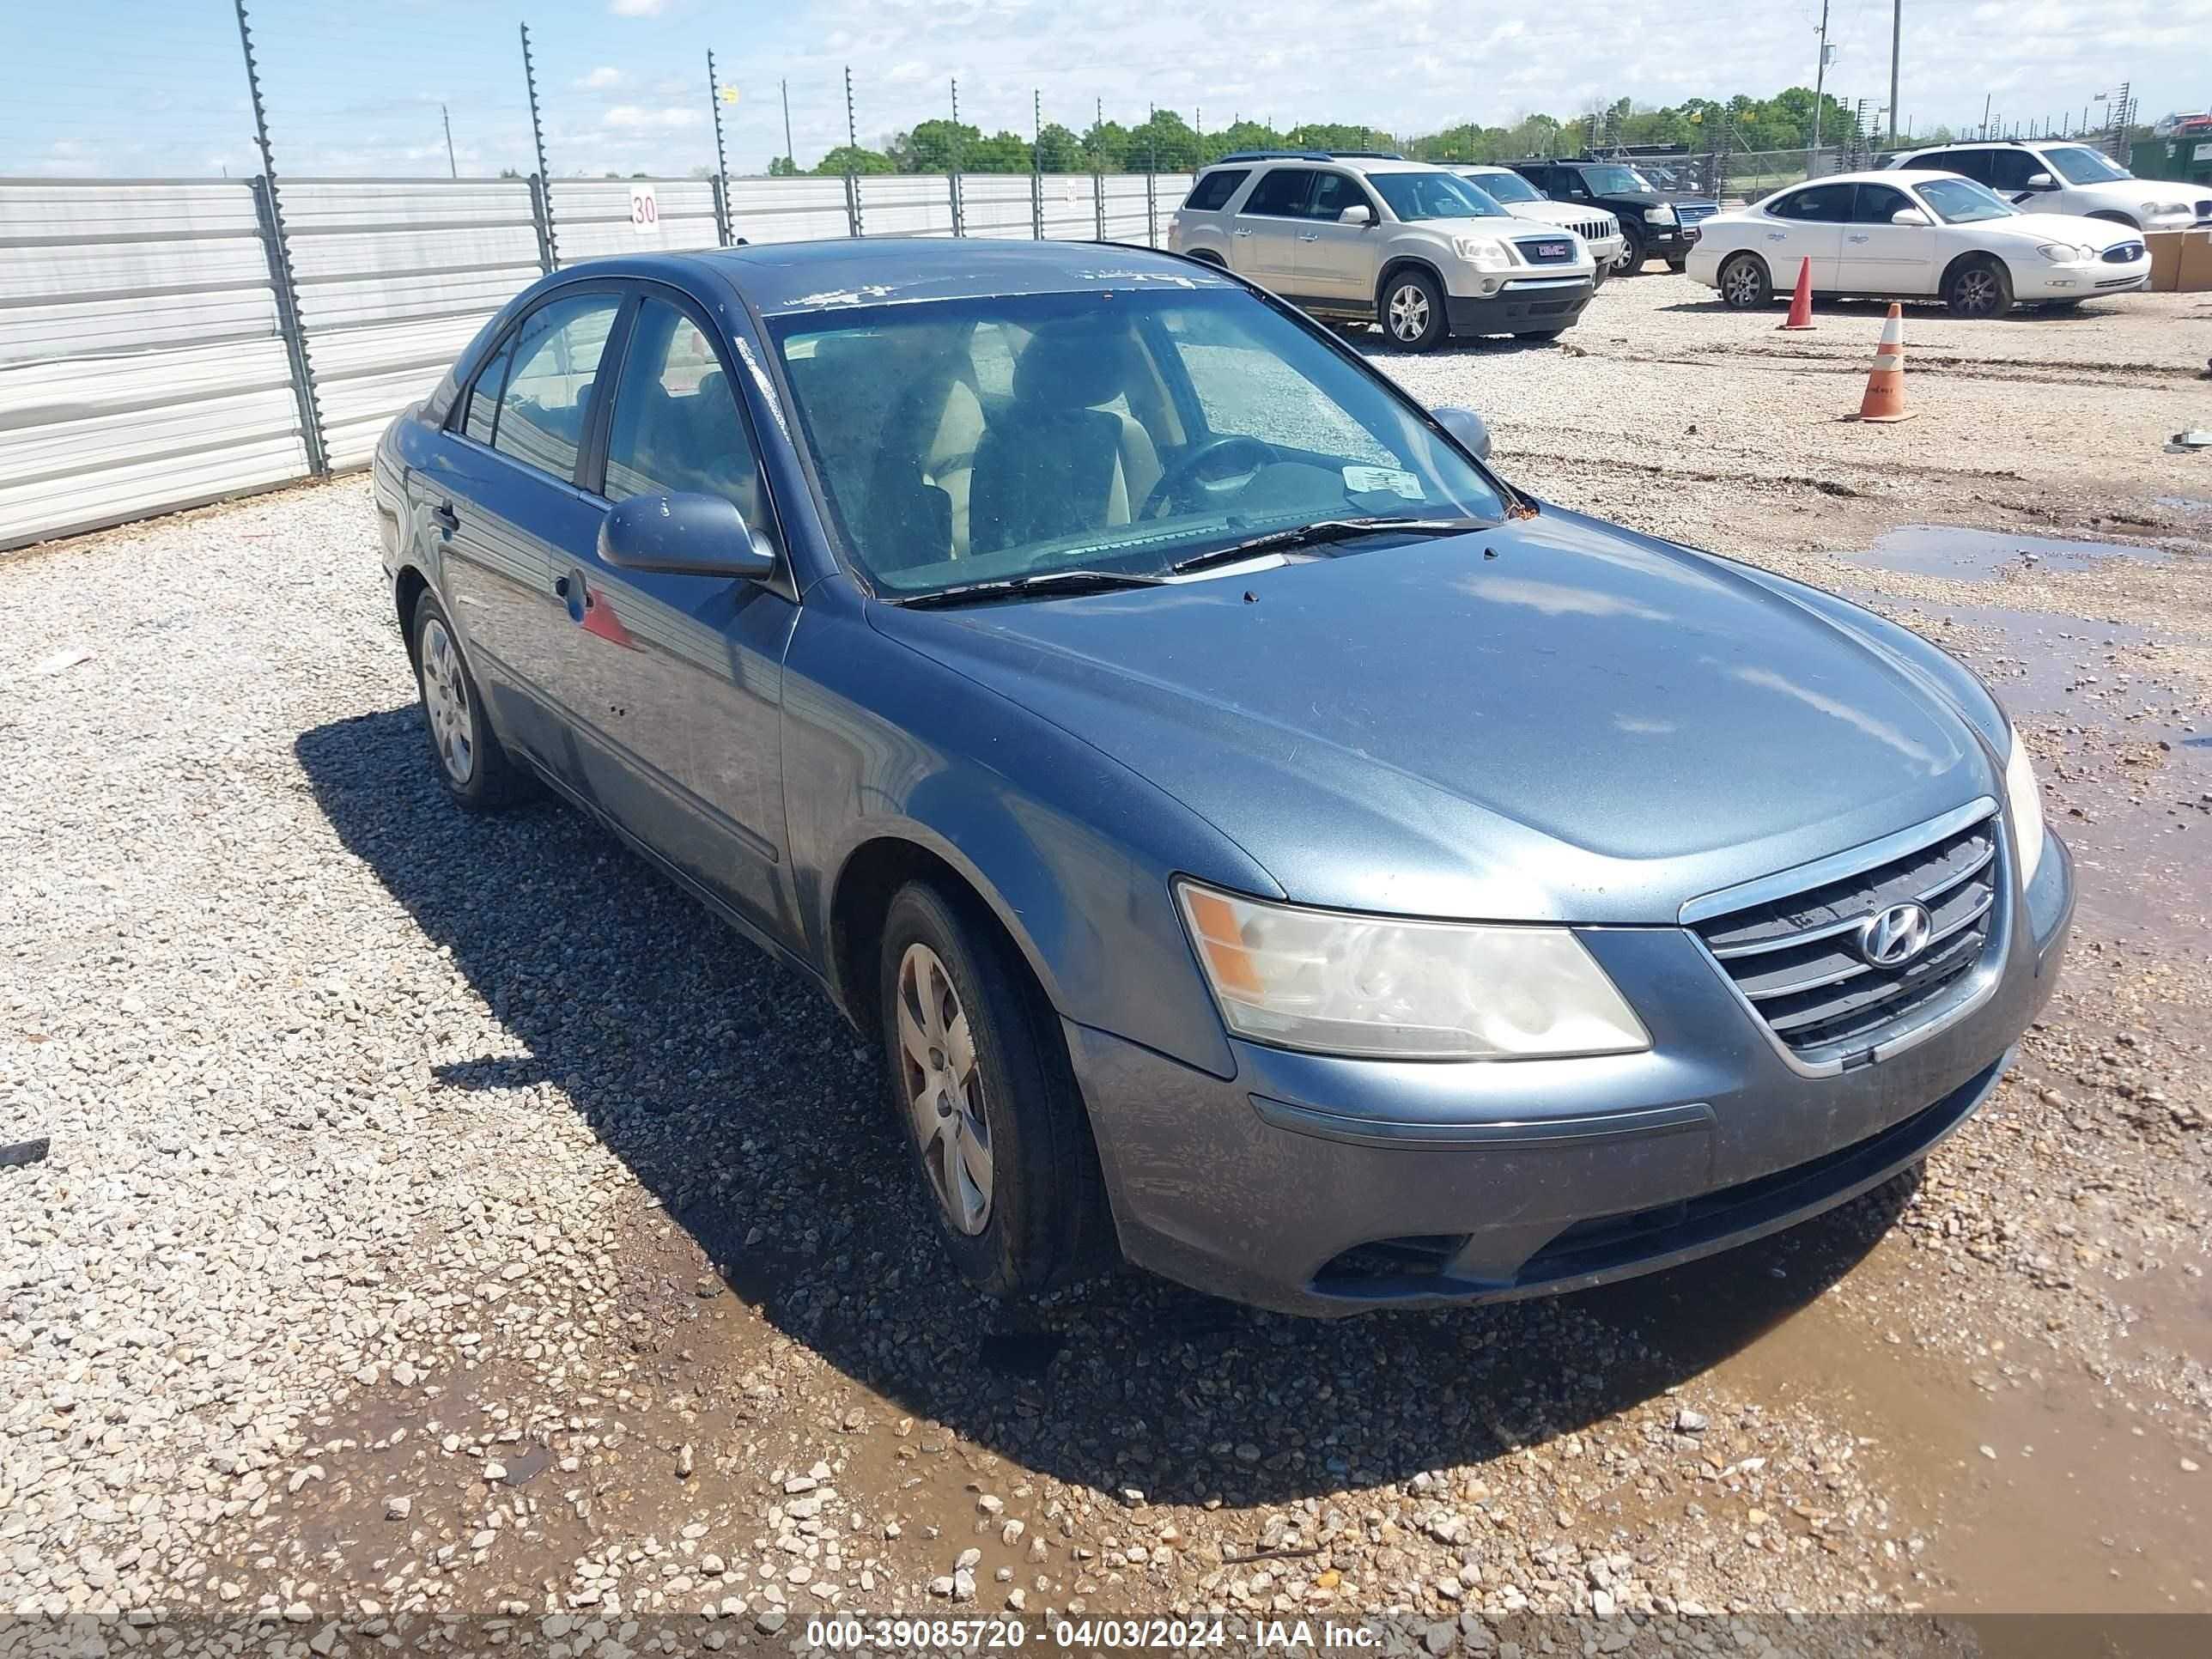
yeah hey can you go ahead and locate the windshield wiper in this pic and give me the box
[1170,515,1488,575]
[889,568,1167,610]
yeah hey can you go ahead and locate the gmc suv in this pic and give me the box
[1505,158,1714,275]
[1168,150,1597,350]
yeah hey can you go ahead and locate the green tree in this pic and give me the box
[768,154,798,176]
[813,144,896,176]
[896,119,982,173]
[1035,121,1084,172]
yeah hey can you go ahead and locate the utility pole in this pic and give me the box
[1811,0,1831,155]
[1887,0,1902,148]
[441,102,456,178]
[781,77,793,170]
[1981,92,1991,139]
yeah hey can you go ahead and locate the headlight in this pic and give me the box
[2036,242,2091,264]
[1643,205,1676,224]
[1176,882,1650,1060]
[2144,201,2185,217]
[1452,236,1514,271]
[2004,734,2046,887]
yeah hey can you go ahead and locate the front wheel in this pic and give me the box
[1666,257,1689,273]
[877,881,1110,1299]
[1718,252,1771,310]
[1380,270,1449,350]
[1945,257,2013,319]
[1612,228,1646,276]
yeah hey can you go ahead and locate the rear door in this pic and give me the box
[538,286,799,937]
[1839,181,1936,294]
[410,286,625,765]
[1759,182,1853,289]
[1229,167,1316,289]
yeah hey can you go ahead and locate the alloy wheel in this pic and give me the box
[1386,283,1431,343]
[419,618,475,786]
[896,942,994,1236]
[1954,268,2000,316]
[1722,258,1763,307]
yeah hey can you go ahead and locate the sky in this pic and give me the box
[8,0,2210,179]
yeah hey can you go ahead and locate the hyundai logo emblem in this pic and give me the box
[1856,902,1934,969]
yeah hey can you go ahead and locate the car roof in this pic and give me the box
[658,238,1240,316]
[1768,169,1972,188]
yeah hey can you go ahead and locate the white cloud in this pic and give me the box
[576,66,624,90]
[609,0,665,16]
[604,104,705,131]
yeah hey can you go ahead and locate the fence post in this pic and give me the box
[844,172,863,238]
[1030,170,1043,240]
[948,172,964,238]
[1093,171,1106,242]
[248,175,329,478]
[710,174,731,247]
[1146,167,1158,247]
[527,173,556,273]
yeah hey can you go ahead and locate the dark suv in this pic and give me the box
[1507,158,1714,275]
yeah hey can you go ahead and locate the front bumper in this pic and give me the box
[1070,829,2073,1316]
[2019,254,2152,299]
[1444,276,1595,336]
[1643,222,1699,256]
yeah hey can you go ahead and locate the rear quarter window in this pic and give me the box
[1183,169,1249,212]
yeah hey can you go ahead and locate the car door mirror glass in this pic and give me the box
[1432,405,1492,461]
[1890,206,1932,227]
[599,492,777,580]
[1338,204,1373,227]
[2025,173,2056,190]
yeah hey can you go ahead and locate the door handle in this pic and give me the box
[1232,227,1252,237]
[1847,234,1870,243]
[430,503,459,534]
[1297,232,1319,242]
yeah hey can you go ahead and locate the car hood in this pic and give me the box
[2071,176,2200,209]
[1508,202,1620,232]
[869,509,1997,923]
[1986,210,2148,249]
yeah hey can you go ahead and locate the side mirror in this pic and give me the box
[2025,172,2057,190]
[1890,206,1933,227]
[1433,404,1492,461]
[1338,204,1374,228]
[599,491,777,580]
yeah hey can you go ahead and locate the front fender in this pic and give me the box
[782,594,1275,1079]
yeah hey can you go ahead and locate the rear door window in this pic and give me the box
[1919,149,1991,185]
[1183,169,1249,212]
[491,293,623,483]
[460,338,514,444]
[1240,168,1316,218]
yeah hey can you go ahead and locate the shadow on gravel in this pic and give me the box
[296,704,1910,1506]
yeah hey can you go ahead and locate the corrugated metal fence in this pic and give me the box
[0,168,1197,552]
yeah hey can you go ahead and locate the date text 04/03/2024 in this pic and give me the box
[805,1616,1387,1649]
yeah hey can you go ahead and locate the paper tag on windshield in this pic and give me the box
[1342,464,1424,500]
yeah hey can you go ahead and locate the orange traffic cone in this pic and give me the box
[1854,303,1914,422]
[1778,257,1814,330]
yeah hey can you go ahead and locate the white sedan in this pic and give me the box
[1685,168,2152,318]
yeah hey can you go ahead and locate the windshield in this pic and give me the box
[2042,144,2130,185]
[1370,172,1510,221]
[1466,169,1541,204]
[769,289,1507,600]
[1580,166,1655,196]
[1915,176,2019,224]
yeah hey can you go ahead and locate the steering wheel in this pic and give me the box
[1139,434,1278,520]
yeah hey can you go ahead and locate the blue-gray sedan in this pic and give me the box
[373,239,2074,1315]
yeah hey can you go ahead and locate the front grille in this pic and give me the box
[1674,202,1718,228]
[1570,216,1614,241]
[1515,235,1579,264]
[2196,199,2212,223]
[1692,810,2001,1061]
[2104,240,2146,263]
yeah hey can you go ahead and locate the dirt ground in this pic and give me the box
[3,268,2209,1650]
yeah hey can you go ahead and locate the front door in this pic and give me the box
[1839,181,1937,294]
[1759,181,1853,289]
[1295,170,1383,307]
[538,289,798,938]
[1228,167,1316,289]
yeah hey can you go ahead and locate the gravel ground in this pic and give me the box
[2,269,2208,1648]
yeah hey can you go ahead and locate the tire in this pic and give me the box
[1379,268,1449,350]
[1945,257,2014,319]
[1718,252,1772,310]
[1612,228,1646,276]
[1514,327,1567,341]
[410,592,531,810]
[1667,257,1689,273]
[876,880,1110,1299]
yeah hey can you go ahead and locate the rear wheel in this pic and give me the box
[1380,269,1449,350]
[410,593,530,810]
[1718,252,1772,310]
[1945,256,2013,319]
[876,881,1110,1299]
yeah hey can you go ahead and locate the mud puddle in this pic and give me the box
[1630,1235,2210,1612]
[1854,526,2172,584]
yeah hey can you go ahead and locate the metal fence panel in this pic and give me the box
[853,174,956,239]
[281,179,540,471]
[726,175,853,244]
[550,178,720,262]
[958,174,1040,240]
[0,179,304,551]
